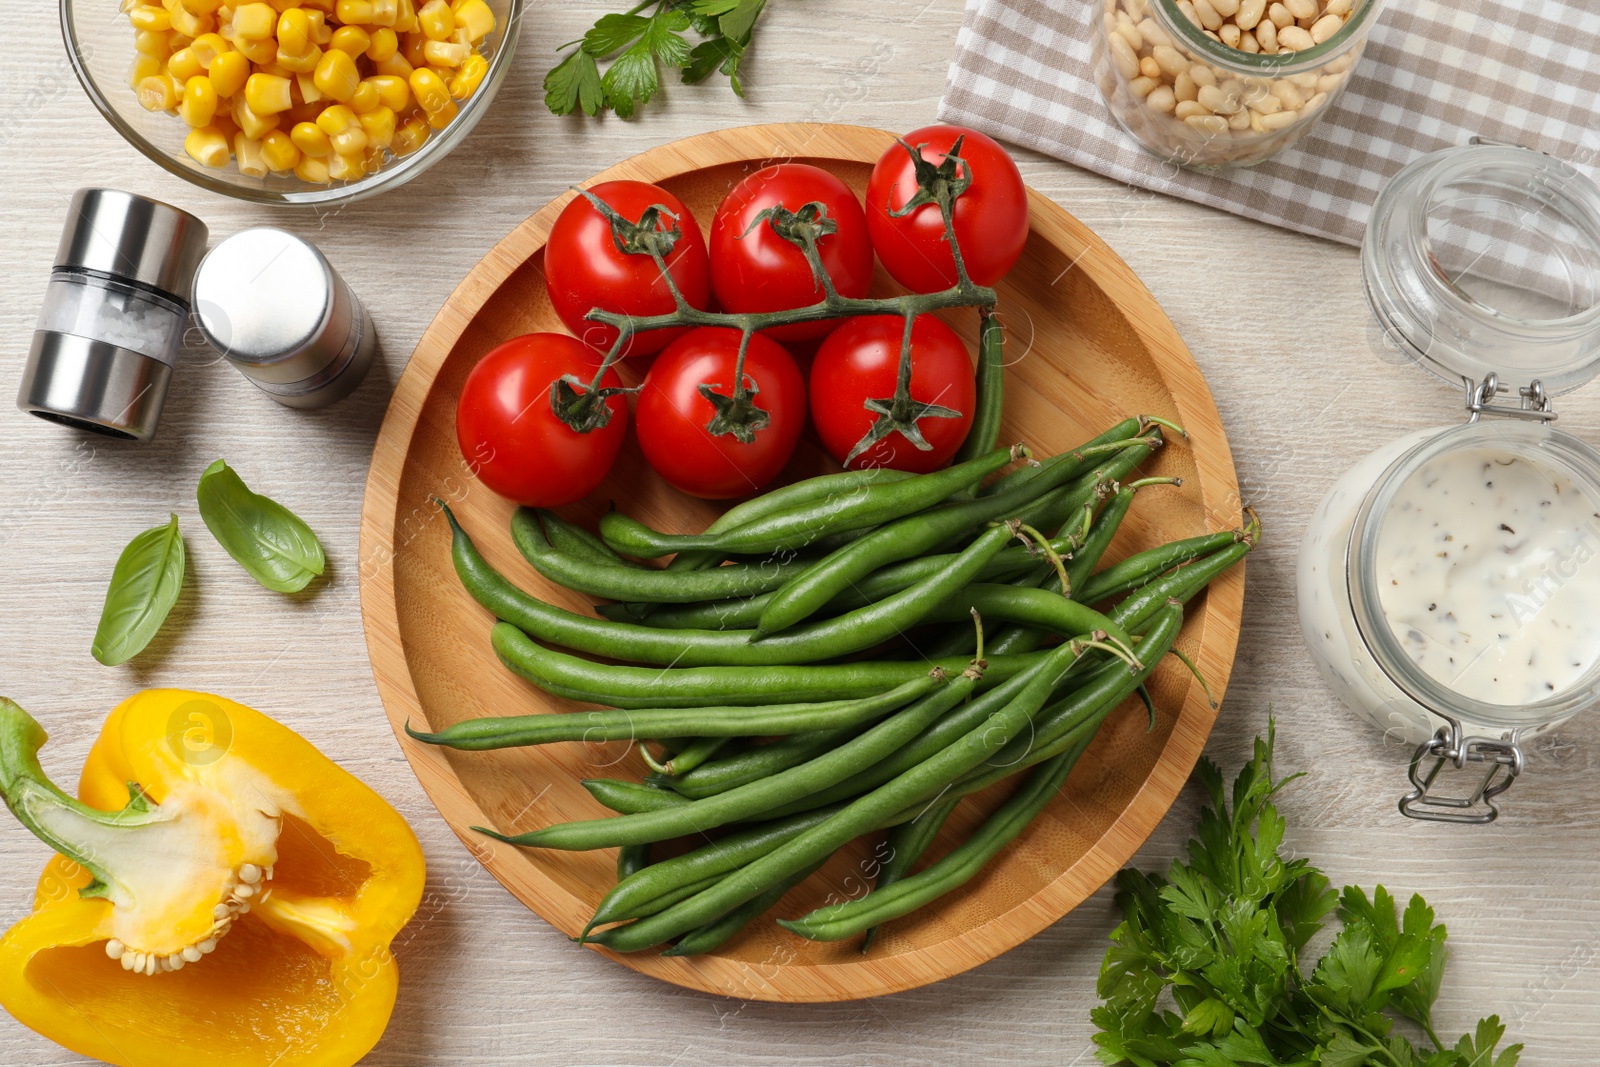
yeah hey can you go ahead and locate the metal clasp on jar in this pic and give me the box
[1399,713,1523,824]
[1464,371,1555,423]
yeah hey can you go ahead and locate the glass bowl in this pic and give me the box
[60,0,524,206]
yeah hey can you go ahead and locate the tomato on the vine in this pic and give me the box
[544,180,712,358]
[865,125,1028,294]
[456,333,628,507]
[809,314,975,473]
[636,327,806,499]
[709,163,875,343]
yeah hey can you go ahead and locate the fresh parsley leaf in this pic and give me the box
[600,41,660,119]
[1092,720,1522,1067]
[544,49,604,116]
[582,12,652,57]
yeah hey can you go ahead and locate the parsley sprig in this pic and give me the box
[1094,723,1523,1067]
[545,0,768,118]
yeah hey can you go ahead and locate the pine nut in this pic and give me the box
[1310,11,1342,41]
[1259,108,1301,130]
[1277,25,1315,50]
[1268,2,1292,27]
[1255,19,1277,51]
[1185,114,1230,133]
[1235,0,1266,29]
[1193,0,1224,31]
[1175,99,1211,119]
[1152,43,1188,76]
[1146,85,1177,113]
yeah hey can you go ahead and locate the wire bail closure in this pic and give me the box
[1399,712,1524,824]
[1464,371,1555,423]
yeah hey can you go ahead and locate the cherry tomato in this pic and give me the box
[809,314,975,473]
[865,125,1028,294]
[636,327,806,499]
[456,333,627,507]
[545,180,712,357]
[709,163,875,343]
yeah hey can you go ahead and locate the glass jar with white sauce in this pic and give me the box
[1298,139,1600,823]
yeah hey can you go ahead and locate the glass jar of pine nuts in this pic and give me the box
[1091,0,1387,170]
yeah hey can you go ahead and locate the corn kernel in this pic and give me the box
[308,10,332,43]
[231,1,274,37]
[394,0,417,32]
[312,47,360,101]
[206,49,248,95]
[167,47,203,81]
[256,61,294,78]
[276,43,322,72]
[330,24,370,55]
[348,78,380,112]
[366,73,409,110]
[300,0,334,11]
[425,96,456,128]
[448,51,485,98]
[137,73,181,110]
[296,71,323,103]
[189,31,230,66]
[244,71,293,113]
[365,26,397,60]
[232,95,280,137]
[128,53,163,89]
[290,120,333,156]
[128,6,172,31]
[266,0,296,10]
[233,34,277,63]
[400,30,429,65]
[234,133,268,176]
[357,103,396,147]
[417,0,452,40]
[180,74,219,125]
[372,51,412,77]
[422,40,466,66]
[260,128,302,170]
[276,7,313,51]
[134,28,170,56]
[452,0,492,40]
[328,151,368,181]
[315,103,368,154]
[408,66,449,113]
[334,0,374,22]
[295,154,331,183]
[181,0,223,15]
[168,5,211,35]
[392,111,429,154]
[370,0,398,26]
[184,125,230,166]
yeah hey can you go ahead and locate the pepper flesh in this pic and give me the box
[0,690,425,1067]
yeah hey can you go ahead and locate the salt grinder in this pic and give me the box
[191,228,377,409]
[17,189,209,441]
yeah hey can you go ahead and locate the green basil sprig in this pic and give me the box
[92,514,186,666]
[196,459,326,593]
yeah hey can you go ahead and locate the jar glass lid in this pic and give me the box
[1362,141,1600,396]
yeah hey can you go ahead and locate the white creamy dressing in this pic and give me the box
[1374,448,1600,706]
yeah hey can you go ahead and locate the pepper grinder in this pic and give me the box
[190,228,378,409]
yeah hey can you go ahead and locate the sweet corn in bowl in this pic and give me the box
[62,0,523,204]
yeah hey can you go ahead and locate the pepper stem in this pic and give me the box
[0,698,171,899]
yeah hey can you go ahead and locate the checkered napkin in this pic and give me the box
[938,0,1600,245]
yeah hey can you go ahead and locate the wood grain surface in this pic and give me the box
[2,0,1598,1059]
[360,122,1242,1001]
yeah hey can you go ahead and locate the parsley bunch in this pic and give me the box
[545,0,768,118]
[1094,724,1523,1067]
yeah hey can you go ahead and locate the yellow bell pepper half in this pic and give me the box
[0,690,426,1067]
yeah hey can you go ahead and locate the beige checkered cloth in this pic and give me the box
[939,0,1600,245]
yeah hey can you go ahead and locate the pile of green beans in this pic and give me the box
[413,417,1257,957]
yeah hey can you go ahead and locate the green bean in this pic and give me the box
[660,859,827,957]
[659,736,729,776]
[583,779,692,814]
[599,446,1022,560]
[978,417,1148,497]
[487,660,984,850]
[406,675,939,750]
[783,744,1086,942]
[584,636,1104,951]
[1075,528,1246,605]
[950,308,1005,472]
[584,806,843,932]
[449,505,1017,667]
[538,511,647,569]
[861,792,960,950]
[514,509,811,605]
[617,843,651,880]
[663,727,859,799]
[489,626,1050,707]
[1063,483,1137,595]
[1006,438,1157,537]
[755,437,1157,636]
[920,584,1133,651]
[1112,533,1255,634]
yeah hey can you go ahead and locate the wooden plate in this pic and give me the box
[359,123,1244,1002]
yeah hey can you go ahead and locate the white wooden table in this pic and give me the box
[3,0,1598,1062]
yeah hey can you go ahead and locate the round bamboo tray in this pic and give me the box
[359,122,1245,1002]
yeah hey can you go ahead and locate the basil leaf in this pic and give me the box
[92,514,185,667]
[196,459,326,593]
